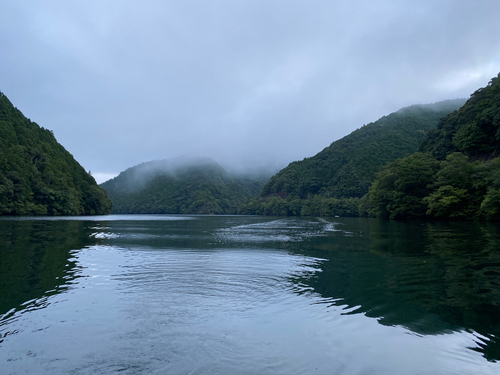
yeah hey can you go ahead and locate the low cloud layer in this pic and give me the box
[1,0,499,183]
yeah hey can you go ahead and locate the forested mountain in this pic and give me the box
[420,73,500,160]
[240,99,465,216]
[365,73,500,220]
[101,157,268,214]
[0,92,112,215]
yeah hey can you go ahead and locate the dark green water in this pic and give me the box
[1,215,499,374]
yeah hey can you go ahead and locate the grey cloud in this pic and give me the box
[0,0,499,183]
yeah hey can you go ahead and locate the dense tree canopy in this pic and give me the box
[240,100,464,217]
[365,72,500,221]
[364,152,500,221]
[420,73,500,160]
[0,92,112,215]
[366,153,440,219]
[260,100,465,202]
[101,157,268,214]
[250,73,500,220]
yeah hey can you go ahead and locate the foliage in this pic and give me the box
[363,73,500,221]
[101,158,268,214]
[249,100,463,217]
[238,195,360,217]
[365,152,500,221]
[260,100,464,203]
[424,185,469,218]
[0,92,112,215]
[367,153,440,219]
[480,188,500,221]
[420,73,500,160]
[250,73,500,221]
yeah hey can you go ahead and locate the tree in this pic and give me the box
[368,153,440,219]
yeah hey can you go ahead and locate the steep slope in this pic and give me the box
[367,73,500,220]
[420,73,500,160]
[261,100,465,201]
[0,92,112,215]
[101,157,267,214]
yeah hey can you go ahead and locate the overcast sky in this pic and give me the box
[1,0,499,183]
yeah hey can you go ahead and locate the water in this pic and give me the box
[1,215,500,374]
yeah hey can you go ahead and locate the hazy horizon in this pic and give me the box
[95,98,469,184]
[1,1,499,184]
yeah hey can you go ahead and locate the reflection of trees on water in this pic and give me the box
[291,218,500,362]
[2,216,500,361]
[0,219,100,341]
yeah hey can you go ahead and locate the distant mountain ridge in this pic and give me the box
[103,156,226,194]
[0,91,112,215]
[101,156,268,214]
[260,99,466,201]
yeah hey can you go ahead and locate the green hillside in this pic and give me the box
[366,73,500,220]
[240,100,465,216]
[0,92,112,215]
[420,73,500,160]
[101,157,267,214]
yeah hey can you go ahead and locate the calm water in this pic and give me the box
[1,215,500,374]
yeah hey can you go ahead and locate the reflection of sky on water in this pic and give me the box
[1,216,500,373]
[3,242,498,374]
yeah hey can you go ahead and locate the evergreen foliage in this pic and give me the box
[0,92,112,215]
[365,152,500,220]
[420,73,500,160]
[241,100,464,217]
[101,157,267,214]
[365,72,500,221]
[239,196,360,217]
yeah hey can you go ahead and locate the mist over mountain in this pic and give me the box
[239,99,465,216]
[367,73,500,220]
[101,156,270,214]
[0,91,112,215]
[102,156,223,193]
[263,99,465,199]
[420,73,500,160]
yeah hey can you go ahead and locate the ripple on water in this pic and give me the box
[1,216,500,374]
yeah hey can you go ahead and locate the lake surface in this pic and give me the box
[1,215,500,374]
